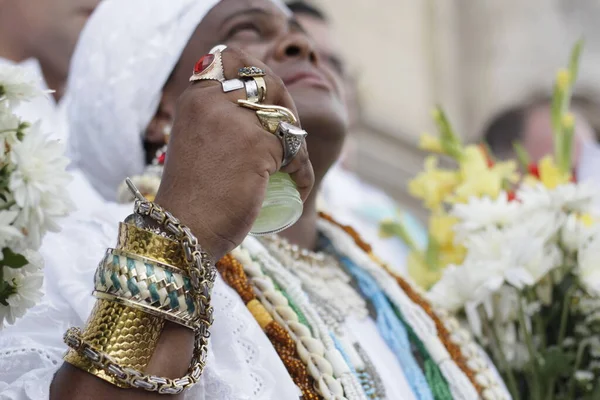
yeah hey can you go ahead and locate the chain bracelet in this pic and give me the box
[64,179,217,394]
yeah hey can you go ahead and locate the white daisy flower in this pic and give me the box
[577,231,600,296]
[0,64,46,109]
[9,122,73,248]
[452,192,521,235]
[561,213,596,253]
[0,249,44,328]
[0,209,23,249]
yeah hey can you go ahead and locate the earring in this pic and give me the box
[162,123,172,144]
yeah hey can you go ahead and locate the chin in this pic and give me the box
[290,87,348,142]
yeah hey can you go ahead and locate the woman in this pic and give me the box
[2,0,507,399]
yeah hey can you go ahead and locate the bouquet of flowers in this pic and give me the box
[381,41,600,399]
[0,64,73,328]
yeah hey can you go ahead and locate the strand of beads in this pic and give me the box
[238,240,367,400]
[232,246,356,400]
[262,236,386,399]
[318,217,510,400]
[216,254,321,400]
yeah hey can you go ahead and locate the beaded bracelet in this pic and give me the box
[63,179,216,394]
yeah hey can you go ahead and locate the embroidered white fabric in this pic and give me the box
[0,204,298,399]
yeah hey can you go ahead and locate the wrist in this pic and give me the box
[153,192,225,261]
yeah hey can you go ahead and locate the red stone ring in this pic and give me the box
[189,45,227,83]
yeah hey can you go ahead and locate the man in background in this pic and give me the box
[484,97,599,183]
[288,1,426,272]
[0,0,100,142]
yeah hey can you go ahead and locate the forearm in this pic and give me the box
[50,322,194,400]
[50,195,214,399]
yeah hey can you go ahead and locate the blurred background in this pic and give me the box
[306,0,600,220]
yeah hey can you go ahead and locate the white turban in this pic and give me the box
[67,0,222,200]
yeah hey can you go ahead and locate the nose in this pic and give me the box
[274,31,318,65]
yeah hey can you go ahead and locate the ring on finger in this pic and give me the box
[190,46,226,83]
[243,79,260,103]
[253,77,267,102]
[275,121,308,167]
[238,100,298,126]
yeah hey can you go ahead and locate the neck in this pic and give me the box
[41,66,66,102]
[279,189,319,251]
[279,123,345,251]
[0,26,29,63]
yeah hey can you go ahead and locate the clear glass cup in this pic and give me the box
[250,172,303,235]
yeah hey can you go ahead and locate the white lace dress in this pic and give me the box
[0,204,299,400]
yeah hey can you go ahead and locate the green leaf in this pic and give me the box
[425,235,440,271]
[379,219,420,253]
[538,346,575,382]
[432,106,463,158]
[1,248,28,269]
[568,39,584,84]
[513,141,531,171]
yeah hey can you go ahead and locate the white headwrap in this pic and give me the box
[67,0,222,200]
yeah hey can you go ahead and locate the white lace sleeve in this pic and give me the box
[0,204,298,400]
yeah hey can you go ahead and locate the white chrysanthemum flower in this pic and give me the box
[518,182,597,214]
[9,122,73,248]
[452,192,521,235]
[428,262,504,313]
[458,224,562,290]
[0,249,44,328]
[551,182,598,213]
[0,209,23,249]
[578,231,600,296]
[0,64,46,109]
[0,103,20,151]
[561,213,596,253]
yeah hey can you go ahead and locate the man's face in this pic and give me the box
[522,105,595,166]
[18,0,99,79]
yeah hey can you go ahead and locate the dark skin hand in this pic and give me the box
[51,0,348,398]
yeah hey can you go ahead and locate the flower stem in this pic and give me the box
[567,338,592,400]
[558,285,575,344]
[488,320,521,400]
[0,129,17,135]
[518,296,541,399]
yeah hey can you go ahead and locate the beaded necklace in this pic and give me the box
[318,213,510,400]
[261,235,386,400]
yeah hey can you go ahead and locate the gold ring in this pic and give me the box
[253,77,267,102]
[238,99,298,134]
[189,46,226,83]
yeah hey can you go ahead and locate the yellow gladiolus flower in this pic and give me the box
[556,68,571,92]
[450,169,503,204]
[407,251,443,290]
[419,133,444,153]
[459,145,489,175]
[538,155,572,189]
[408,156,460,210]
[492,159,520,184]
[429,212,459,248]
[438,244,466,267]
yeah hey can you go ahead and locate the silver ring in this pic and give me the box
[244,80,260,103]
[275,122,308,167]
[222,78,244,92]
